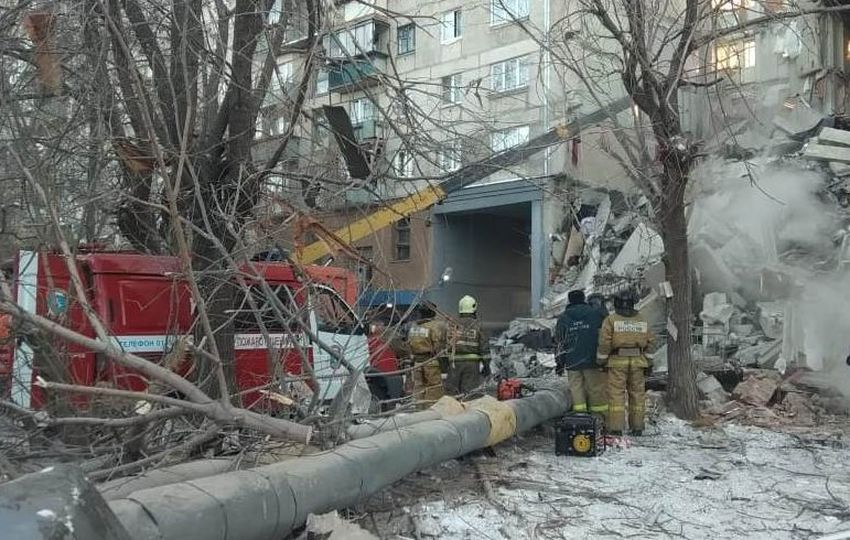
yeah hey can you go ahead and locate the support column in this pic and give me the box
[531,199,546,315]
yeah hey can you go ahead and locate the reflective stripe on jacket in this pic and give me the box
[597,312,655,368]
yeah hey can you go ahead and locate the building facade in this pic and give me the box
[255,0,634,330]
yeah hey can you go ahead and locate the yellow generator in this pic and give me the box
[555,413,605,457]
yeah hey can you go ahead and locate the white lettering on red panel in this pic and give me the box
[234,333,305,350]
[110,335,190,353]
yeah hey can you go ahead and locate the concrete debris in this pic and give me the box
[303,512,379,540]
[609,222,664,277]
[817,126,850,148]
[773,102,822,138]
[735,340,782,368]
[757,302,785,340]
[732,370,781,407]
[697,372,729,406]
[803,142,850,164]
[700,292,734,326]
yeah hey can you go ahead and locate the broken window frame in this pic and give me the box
[393,217,412,261]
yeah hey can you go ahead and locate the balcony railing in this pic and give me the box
[327,56,387,93]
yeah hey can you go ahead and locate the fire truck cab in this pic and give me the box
[0,249,401,411]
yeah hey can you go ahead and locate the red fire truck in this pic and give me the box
[0,249,401,411]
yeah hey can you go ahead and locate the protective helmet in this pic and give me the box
[458,295,478,314]
[613,289,638,311]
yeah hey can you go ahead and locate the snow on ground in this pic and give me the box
[359,415,850,539]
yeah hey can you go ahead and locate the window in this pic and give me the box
[715,39,756,71]
[491,0,529,25]
[394,217,411,261]
[234,285,301,332]
[394,150,414,178]
[275,116,289,135]
[273,61,294,96]
[313,115,330,148]
[269,0,282,24]
[491,56,529,93]
[491,125,530,152]
[316,69,329,95]
[312,286,359,334]
[328,20,379,58]
[441,9,463,43]
[441,73,463,104]
[398,23,415,54]
[349,97,376,125]
[438,141,461,172]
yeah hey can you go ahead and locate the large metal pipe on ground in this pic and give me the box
[109,382,569,540]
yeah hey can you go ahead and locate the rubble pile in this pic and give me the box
[704,367,850,431]
[494,112,850,416]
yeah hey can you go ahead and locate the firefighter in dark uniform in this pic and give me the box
[597,289,655,436]
[555,289,607,415]
[447,295,487,396]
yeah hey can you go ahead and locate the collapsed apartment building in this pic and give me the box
[493,106,850,418]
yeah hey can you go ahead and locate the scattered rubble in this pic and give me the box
[731,370,781,407]
[358,414,850,539]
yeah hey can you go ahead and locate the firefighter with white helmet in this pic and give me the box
[447,295,487,396]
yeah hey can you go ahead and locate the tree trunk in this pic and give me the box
[659,165,699,420]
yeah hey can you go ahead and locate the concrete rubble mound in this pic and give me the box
[495,112,850,420]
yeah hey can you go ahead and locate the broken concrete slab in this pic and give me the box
[803,142,850,164]
[817,127,850,148]
[700,292,734,326]
[610,222,664,277]
[697,372,729,405]
[828,161,850,178]
[735,340,781,368]
[732,371,781,407]
[775,392,816,426]
[773,104,822,139]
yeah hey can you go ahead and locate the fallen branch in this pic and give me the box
[0,299,313,443]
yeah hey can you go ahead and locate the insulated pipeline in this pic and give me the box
[109,383,570,540]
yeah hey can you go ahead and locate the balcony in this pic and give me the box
[327,56,387,93]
